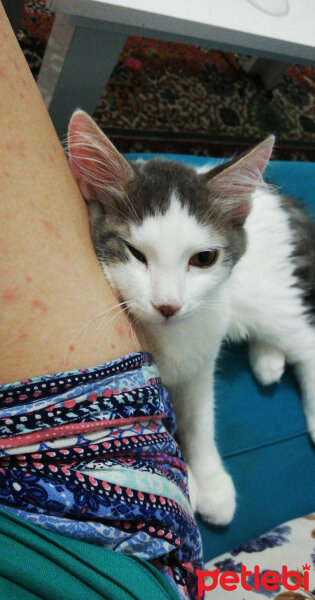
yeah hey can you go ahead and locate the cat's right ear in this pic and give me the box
[67,110,133,203]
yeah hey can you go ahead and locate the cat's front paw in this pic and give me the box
[249,342,285,386]
[196,469,236,526]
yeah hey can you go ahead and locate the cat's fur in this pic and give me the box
[67,110,315,525]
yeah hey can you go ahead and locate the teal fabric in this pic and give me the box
[127,154,315,561]
[0,508,180,600]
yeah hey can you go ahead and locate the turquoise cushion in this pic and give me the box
[126,154,315,561]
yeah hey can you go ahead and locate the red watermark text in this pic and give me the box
[196,564,310,596]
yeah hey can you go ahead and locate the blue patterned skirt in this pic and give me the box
[0,352,203,599]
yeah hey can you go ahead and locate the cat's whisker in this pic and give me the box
[95,304,118,335]
[128,317,140,349]
[95,311,123,348]
[94,301,131,342]
[197,302,222,312]
[200,296,222,306]
[96,304,136,349]
[97,269,105,327]
[63,301,129,365]
[94,299,139,348]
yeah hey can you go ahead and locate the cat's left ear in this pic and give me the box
[67,109,133,204]
[202,135,275,226]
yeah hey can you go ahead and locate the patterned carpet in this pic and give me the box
[18,1,315,161]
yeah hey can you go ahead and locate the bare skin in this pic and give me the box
[0,5,140,384]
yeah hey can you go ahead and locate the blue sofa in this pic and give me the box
[127,154,315,562]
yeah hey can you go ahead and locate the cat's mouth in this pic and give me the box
[160,316,179,326]
[149,311,189,328]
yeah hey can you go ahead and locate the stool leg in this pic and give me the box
[37,15,127,138]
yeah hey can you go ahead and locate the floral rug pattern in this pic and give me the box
[204,514,315,599]
[17,1,315,161]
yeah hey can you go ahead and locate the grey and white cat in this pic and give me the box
[67,110,315,526]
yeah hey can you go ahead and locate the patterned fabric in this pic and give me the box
[204,514,315,599]
[0,352,203,600]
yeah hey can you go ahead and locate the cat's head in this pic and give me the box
[68,110,274,327]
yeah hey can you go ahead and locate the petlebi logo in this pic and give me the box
[196,563,311,596]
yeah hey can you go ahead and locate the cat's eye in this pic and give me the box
[189,250,219,268]
[127,244,147,265]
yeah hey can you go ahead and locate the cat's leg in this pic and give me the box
[282,327,315,442]
[251,318,315,443]
[248,341,285,385]
[172,365,236,526]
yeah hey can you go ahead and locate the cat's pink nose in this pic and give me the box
[153,304,181,318]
